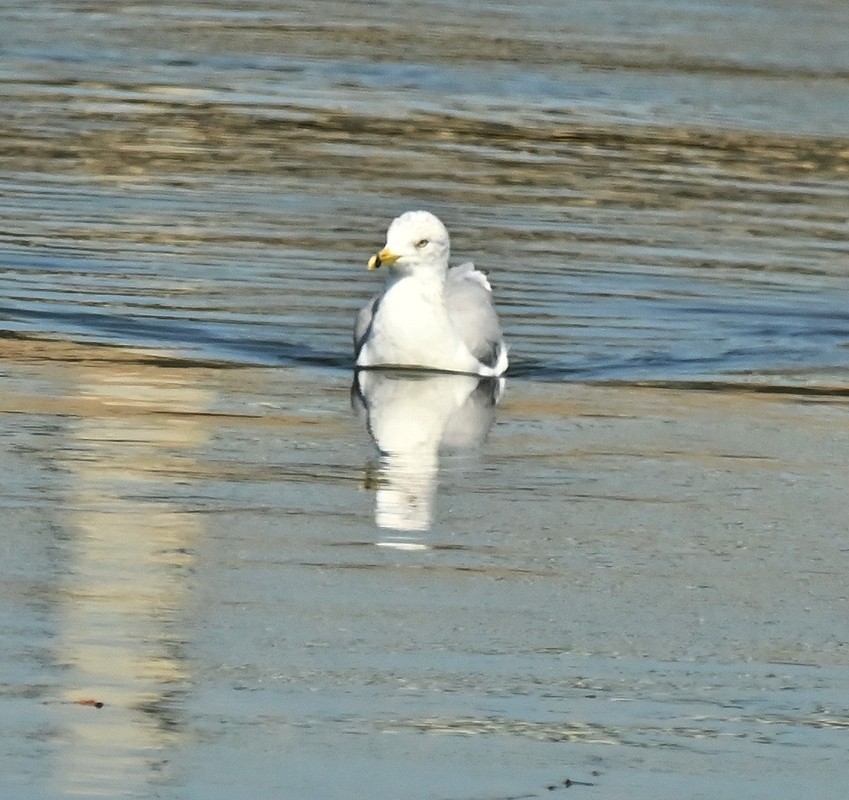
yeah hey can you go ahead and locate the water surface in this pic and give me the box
[1,2,849,799]
[2,0,849,385]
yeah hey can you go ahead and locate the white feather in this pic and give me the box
[354,211,508,377]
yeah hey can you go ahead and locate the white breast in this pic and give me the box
[357,275,480,373]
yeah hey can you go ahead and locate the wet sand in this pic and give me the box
[2,335,847,799]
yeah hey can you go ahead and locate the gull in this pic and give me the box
[354,211,508,376]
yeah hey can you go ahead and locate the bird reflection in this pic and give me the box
[352,369,504,532]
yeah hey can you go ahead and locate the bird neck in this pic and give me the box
[388,265,446,290]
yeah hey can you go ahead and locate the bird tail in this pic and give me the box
[479,343,508,377]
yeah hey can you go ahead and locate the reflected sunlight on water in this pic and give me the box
[54,361,210,795]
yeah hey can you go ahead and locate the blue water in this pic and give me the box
[2,1,849,387]
[3,6,849,800]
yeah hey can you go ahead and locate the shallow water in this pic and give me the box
[3,0,849,385]
[3,343,848,799]
[2,2,849,798]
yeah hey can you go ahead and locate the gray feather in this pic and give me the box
[354,295,379,358]
[445,263,504,368]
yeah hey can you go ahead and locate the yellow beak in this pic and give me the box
[368,247,399,270]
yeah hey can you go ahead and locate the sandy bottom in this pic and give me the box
[1,335,847,800]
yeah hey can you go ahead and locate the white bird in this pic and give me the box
[354,211,508,377]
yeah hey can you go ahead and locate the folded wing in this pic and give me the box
[445,263,506,370]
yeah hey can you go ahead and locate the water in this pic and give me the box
[1,2,849,798]
[3,0,849,385]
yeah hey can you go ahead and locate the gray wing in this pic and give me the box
[354,293,380,358]
[445,263,505,368]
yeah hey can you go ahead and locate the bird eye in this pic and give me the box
[415,238,429,248]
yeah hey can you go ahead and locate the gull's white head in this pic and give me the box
[368,211,450,276]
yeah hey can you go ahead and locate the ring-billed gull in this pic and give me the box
[354,211,508,376]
